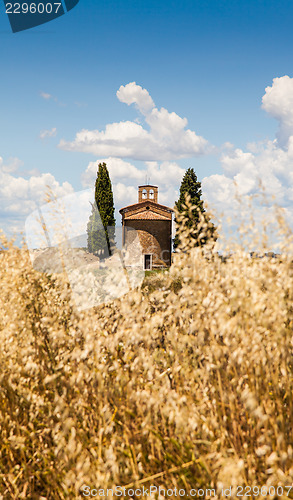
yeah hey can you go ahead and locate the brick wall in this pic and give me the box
[124,219,172,267]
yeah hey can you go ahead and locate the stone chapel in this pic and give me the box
[119,185,174,270]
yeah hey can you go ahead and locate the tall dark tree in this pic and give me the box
[87,162,115,257]
[174,167,216,249]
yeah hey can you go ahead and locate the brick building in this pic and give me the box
[119,185,174,270]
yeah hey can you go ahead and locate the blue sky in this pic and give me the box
[1,0,293,241]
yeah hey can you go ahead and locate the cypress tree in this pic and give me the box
[87,162,115,257]
[174,167,216,249]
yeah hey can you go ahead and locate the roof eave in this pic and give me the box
[119,200,174,214]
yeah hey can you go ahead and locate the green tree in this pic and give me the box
[87,162,115,257]
[174,167,216,249]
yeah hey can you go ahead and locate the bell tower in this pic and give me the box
[138,185,158,203]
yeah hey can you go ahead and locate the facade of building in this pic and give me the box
[119,185,173,270]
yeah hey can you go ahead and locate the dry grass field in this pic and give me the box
[0,203,293,498]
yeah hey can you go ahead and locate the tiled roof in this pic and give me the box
[120,200,173,213]
[125,211,170,220]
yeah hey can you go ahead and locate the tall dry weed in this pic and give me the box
[0,201,293,498]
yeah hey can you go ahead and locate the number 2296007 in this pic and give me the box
[236,485,293,496]
[5,3,62,14]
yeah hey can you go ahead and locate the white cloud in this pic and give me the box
[0,156,41,178]
[201,76,293,234]
[82,157,185,214]
[0,158,74,237]
[59,82,208,161]
[113,183,138,207]
[39,91,65,107]
[0,156,23,174]
[117,82,155,114]
[82,157,145,188]
[145,160,185,186]
[262,75,293,147]
[39,127,57,139]
[40,91,52,100]
[202,138,293,237]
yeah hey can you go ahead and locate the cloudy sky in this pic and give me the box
[1,0,293,242]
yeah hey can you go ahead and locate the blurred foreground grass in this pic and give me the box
[0,203,293,498]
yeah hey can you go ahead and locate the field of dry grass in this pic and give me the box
[0,204,293,499]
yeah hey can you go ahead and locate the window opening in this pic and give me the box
[144,254,152,270]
